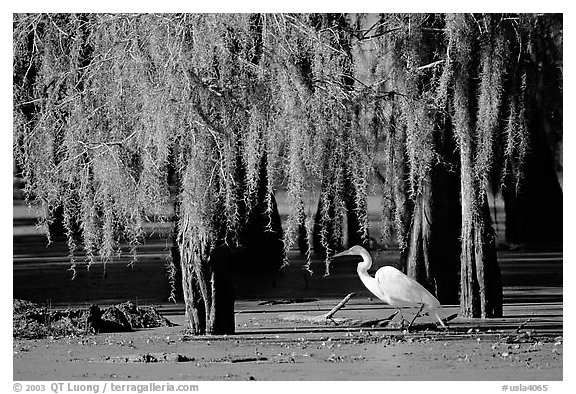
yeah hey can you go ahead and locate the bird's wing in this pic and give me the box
[375,266,440,308]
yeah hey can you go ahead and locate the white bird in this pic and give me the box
[332,245,446,329]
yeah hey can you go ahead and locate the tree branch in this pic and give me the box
[421,27,446,33]
[324,292,355,319]
[355,27,402,41]
[417,59,445,71]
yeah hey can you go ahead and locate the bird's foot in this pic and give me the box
[406,321,417,332]
[399,318,410,331]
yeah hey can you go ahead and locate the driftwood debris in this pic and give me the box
[110,352,195,363]
[280,293,398,327]
[279,294,450,329]
[324,293,355,319]
[13,299,174,339]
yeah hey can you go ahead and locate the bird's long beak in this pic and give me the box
[331,249,351,259]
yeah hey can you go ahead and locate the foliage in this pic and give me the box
[13,14,366,273]
[13,13,561,280]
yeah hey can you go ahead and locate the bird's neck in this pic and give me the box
[356,249,373,272]
[356,250,375,285]
[357,266,375,289]
[356,252,383,300]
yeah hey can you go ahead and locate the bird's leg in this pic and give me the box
[395,308,411,329]
[435,312,448,330]
[407,303,425,331]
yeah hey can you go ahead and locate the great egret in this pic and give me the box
[332,245,446,329]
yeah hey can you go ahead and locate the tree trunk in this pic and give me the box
[481,199,503,318]
[406,177,434,289]
[452,26,503,318]
[502,104,563,246]
[503,13,562,246]
[406,171,461,305]
[405,112,461,304]
[179,211,235,335]
[168,204,183,302]
[459,134,503,318]
[166,147,183,302]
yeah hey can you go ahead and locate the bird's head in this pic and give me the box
[332,245,367,258]
[331,245,372,270]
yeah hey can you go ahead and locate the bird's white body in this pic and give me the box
[362,265,441,308]
[335,245,445,327]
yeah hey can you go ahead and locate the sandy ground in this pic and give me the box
[13,300,563,381]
